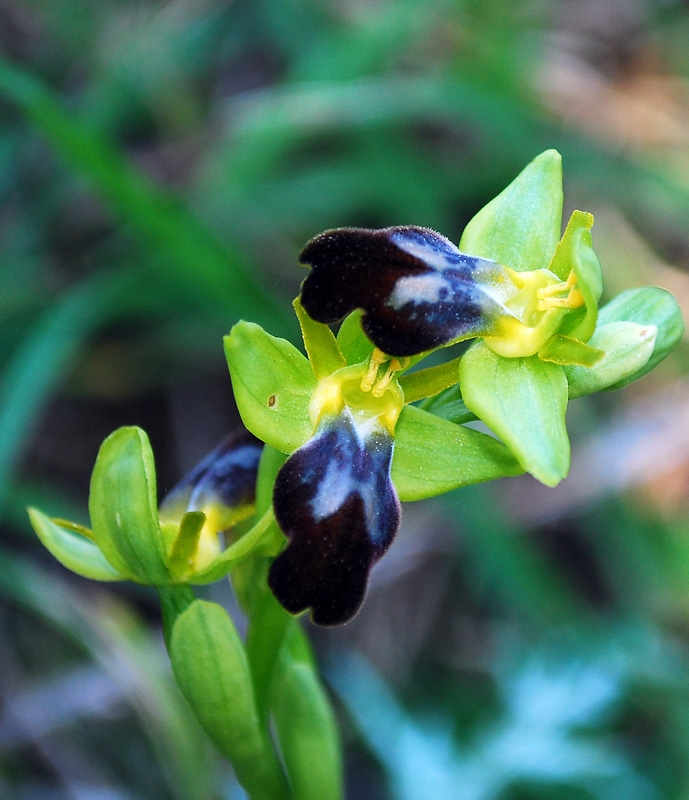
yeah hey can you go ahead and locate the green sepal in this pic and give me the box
[596,287,685,388]
[336,310,374,365]
[89,426,170,583]
[399,356,463,403]
[27,507,126,582]
[166,598,289,799]
[167,511,206,580]
[538,334,603,367]
[458,342,570,486]
[225,321,316,454]
[565,322,657,399]
[392,404,523,501]
[293,297,345,379]
[459,149,563,272]
[271,626,343,800]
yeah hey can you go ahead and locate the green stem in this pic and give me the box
[246,581,295,724]
[157,584,196,647]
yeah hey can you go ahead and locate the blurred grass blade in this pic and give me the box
[0,59,291,332]
[0,545,215,800]
[0,270,126,516]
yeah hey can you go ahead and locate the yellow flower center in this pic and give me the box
[483,267,585,358]
[309,351,405,434]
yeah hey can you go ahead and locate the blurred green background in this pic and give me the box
[1,1,689,798]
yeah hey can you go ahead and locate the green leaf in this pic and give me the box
[293,296,346,379]
[538,334,603,367]
[168,599,289,800]
[597,287,685,388]
[336,310,373,365]
[89,426,170,583]
[392,404,523,501]
[459,149,563,272]
[27,508,125,582]
[0,269,126,517]
[565,322,657,399]
[458,343,570,486]
[225,321,316,453]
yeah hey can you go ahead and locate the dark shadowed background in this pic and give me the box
[1,1,689,798]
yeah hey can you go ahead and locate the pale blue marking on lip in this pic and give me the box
[305,409,396,549]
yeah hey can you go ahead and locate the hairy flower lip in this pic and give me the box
[269,406,400,626]
[299,225,510,358]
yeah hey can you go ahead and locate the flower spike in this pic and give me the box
[299,226,515,357]
[269,407,400,626]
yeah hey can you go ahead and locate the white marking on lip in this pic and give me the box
[391,234,459,272]
[387,273,453,309]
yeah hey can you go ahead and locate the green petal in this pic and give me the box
[596,287,685,388]
[89,426,170,583]
[558,225,602,343]
[398,356,463,403]
[27,508,125,582]
[168,599,289,798]
[392,404,523,502]
[538,334,603,367]
[565,322,657,399]
[188,508,282,585]
[458,342,570,486]
[459,149,563,272]
[549,210,594,280]
[167,511,207,580]
[293,297,345,379]
[225,321,316,453]
[336,310,374,365]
